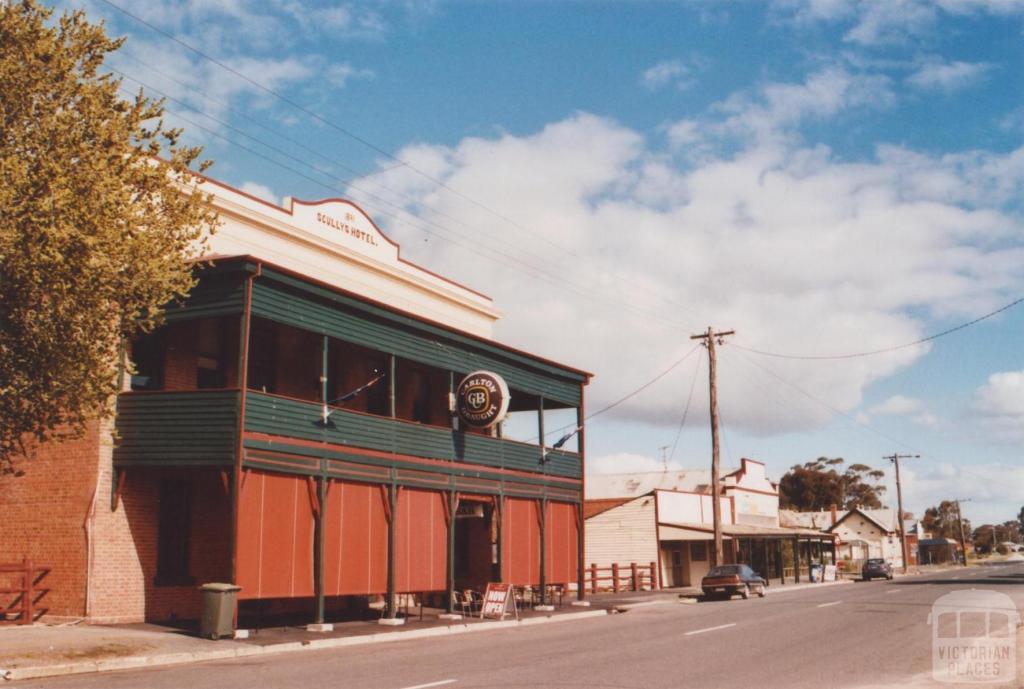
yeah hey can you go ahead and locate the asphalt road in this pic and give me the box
[16,563,1024,689]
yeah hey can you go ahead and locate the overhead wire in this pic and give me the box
[725,346,923,453]
[96,0,588,261]
[93,3,717,333]
[534,344,704,443]
[732,295,1024,361]
[124,88,700,333]
[668,346,703,464]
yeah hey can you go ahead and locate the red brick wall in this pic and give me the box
[98,469,232,622]
[0,424,101,620]
[159,318,240,392]
[162,323,197,391]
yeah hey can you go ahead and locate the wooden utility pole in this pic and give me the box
[690,326,734,567]
[884,453,919,573]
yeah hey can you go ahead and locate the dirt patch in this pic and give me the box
[0,642,153,666]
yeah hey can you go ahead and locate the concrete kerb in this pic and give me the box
[1,609,609,682]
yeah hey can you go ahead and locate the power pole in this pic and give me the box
[954,498,971,567]
[659,445,669,472]
[884,453,919,573]
[690,326,734,567]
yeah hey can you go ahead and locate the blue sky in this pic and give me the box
[66,0,1024,525]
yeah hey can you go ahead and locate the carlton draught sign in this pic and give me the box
[456,371,510,429]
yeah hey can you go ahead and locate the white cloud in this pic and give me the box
[710,67,894,144]
[971,370,1024,443]
[587,452,682,475]
[868,395,938,427]
[641,59,695,92]
[346,99,1024,436]
[906,58,991,92]
[901,462,1024,524]
[237,181,280,204]
[773,0,1024,45]
[325,63,376,88]
[871,395,926,416]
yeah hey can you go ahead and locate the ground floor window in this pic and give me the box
[155,478,193,586]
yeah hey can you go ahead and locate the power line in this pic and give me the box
[668,348,703,463]
[535,344,703,443]
[96,5,716,333]
[95,0,586,260]
[726,347,922,453]
[131,90,701,333]
[732,296,1024,361]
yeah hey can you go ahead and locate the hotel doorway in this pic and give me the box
[454,498,498,592]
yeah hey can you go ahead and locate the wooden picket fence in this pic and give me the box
[587,562,658,593]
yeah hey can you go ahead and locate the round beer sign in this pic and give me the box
[456,371,510,429]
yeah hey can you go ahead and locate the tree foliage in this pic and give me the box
[778,456,887,511]
[0,0,217,472]
[922,501,970,541]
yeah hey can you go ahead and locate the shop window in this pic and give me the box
[155,478,193,586]
[130,329,166,391]
[196,318,226,389]
[248,321,277,393]
[691,542,708,562]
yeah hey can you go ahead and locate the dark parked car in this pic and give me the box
[861,558,893,581]
[701,564,767,600]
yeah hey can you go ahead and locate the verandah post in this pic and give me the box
[385,481,397,619]
[314,477,326,624]
[793,538,801,583]
[538,498,547,606]
[446,490,457,614]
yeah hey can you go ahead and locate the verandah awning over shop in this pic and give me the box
[657,522,834,542]
[658,524,733,541]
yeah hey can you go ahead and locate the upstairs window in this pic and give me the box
[248,321,277,394]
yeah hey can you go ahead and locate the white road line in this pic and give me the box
[886,589,902,594]
[399,681,457,689]
[817,600,842,608]
[685,623,737,636]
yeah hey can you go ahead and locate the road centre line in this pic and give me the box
[685,623,736,636]
[885,589,902,594]
[816,601,842,608]
[399,681,457,689]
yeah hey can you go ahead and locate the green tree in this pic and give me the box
[778,457,887,511]
[922,501,971,541]
[0,0,217,473]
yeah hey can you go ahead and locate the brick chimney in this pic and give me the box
[830,503,838,525]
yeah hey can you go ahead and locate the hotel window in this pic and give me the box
[155,478,192,586]
[332,340,389,417]
[691,542,708,562]
[248,321,277,393]
[196,318,226,389]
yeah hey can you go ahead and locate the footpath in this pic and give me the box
[0,566,948,683]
